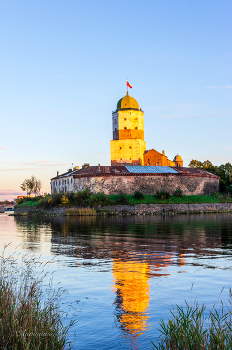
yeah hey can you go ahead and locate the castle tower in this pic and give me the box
[110,92,146,165]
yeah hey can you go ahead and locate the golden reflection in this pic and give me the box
[112,252,186,337]
[112,260,150,337]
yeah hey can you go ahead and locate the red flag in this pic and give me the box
[126,80,132,88]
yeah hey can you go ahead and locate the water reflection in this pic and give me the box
[12,213,232,347]
[112,259,150,337]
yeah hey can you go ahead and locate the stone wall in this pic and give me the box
[14,202,232,216]
[72,174,219,195]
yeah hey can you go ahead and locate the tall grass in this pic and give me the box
[0,245,75,349]
[66,208,96,216]
[151,301,232,349]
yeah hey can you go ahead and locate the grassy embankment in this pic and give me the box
[15,192,232,209]
[152,301,232,349]
[0,246,75,349]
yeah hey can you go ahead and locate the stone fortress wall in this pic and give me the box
[51,167,219,196]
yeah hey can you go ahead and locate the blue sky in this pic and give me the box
[0,0,231,200]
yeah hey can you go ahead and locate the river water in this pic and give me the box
[1,213,232,349]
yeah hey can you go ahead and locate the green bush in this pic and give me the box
[38,198,49,208]
[74,189,91,206]
[173,188,183,198]
[16,198,24,205]
[134,191,145,200]
[116,192,128,204]
[156,190,171,200]
[226,185,232,195]
[49,193,63,206]
[88,192,110,206]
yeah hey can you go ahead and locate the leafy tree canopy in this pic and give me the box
[20,176,42,196]
[188,160,232,192]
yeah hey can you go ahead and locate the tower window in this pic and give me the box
[148,158,150,161]
[124,118,127,120]
[135,127,138,129]
[124,127,127,129]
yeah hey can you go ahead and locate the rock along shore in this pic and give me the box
[14,202,232,216]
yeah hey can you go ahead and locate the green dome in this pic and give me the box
[117,91,139,110]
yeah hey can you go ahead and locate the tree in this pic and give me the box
[188,160,202,168]
[20,176,42,196]
[202,160,213,171]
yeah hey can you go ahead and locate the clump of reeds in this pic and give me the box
[0,245,75,349]
[152,301,232,349]
[66,208,96,216]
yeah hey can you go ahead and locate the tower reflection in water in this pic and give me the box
[112,259,150,337]
[112,253,185,338]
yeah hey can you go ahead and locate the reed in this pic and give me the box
[66,208,96,216]
[152,301,232,349]
[0,245,75,349]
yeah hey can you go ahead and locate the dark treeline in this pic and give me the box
[189,160,232,192]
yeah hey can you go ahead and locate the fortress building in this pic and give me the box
[51,90,219,195]
[110,92,146,166]
[110,92,183,167]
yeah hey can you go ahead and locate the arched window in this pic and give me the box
[124,127,127,130]
[115,128,117,131]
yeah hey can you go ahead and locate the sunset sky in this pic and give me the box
[1,0,232,200]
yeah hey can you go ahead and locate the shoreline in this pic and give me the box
[13,202,232,216]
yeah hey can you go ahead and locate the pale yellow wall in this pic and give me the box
[110,139,146,165]
[118,109,144,138]
[111,108,146,165]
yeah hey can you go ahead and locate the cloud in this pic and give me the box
[0,146,4,150]
[206,85,232,89]
[0,190,25,196]
[0,161,71,171]
[0,168,37,171]
[16,161,70,167]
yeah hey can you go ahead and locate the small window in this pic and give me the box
[115,128,117,131]
[157,162,159,166]
[124,118,127,120]
[148,158,150,161]
[115,119,116,122]
[129,146,132,149]
[135,127,138,129]
[119,147,122,149]
[130,158,131,160]
[120,158,122,160]
[124,127,127,130]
